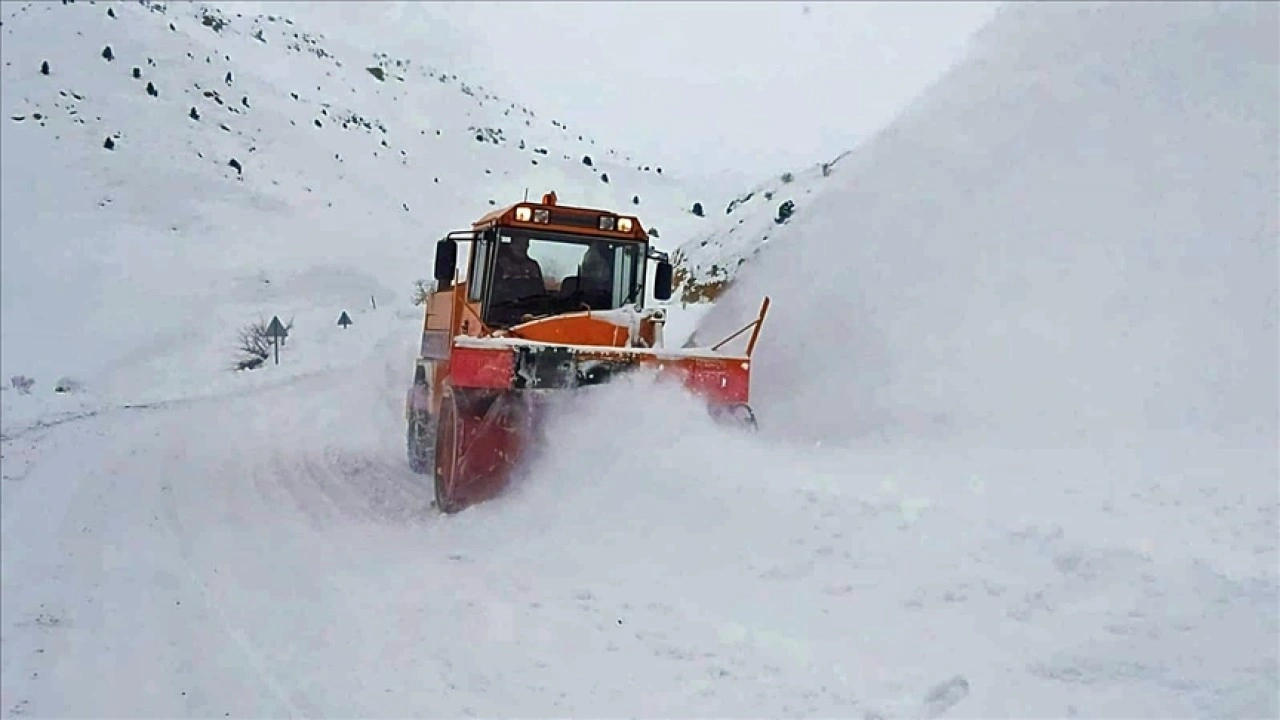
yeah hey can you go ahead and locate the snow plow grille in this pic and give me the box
[512,345,638,389]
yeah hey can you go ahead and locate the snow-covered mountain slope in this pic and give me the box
[2,3,1277,719]
[696,0,1278,452]
[670,153,850,304]
[0,0,710,433]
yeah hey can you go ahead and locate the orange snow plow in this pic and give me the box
[405,191,769,513]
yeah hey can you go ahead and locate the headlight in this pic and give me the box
[533,209,550,223]
[598,216,616,231]
[617,217,633,233]
[514,206,532,222]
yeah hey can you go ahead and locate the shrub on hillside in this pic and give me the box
[234,316,293,371]
[411,279,433,306]
[775,199,795,224]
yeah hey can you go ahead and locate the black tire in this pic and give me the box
[433,391,461,513]
[406,410,435,474]
[710,403,758,432]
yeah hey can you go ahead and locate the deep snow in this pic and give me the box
[697,1,1278,452]
[2,1,1277,719]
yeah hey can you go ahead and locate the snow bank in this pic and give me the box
[696,1,1279,454]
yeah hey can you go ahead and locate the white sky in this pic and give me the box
[228,1,1001,186]
[446,1,1002,184]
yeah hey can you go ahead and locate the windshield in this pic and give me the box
[480,231,642,327]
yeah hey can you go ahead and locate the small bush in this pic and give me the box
[411,278,433,306]
[776,199,795,224]
[234,316,293,370]
[200,7,227,32]
[9,375,34,394]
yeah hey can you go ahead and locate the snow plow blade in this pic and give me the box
[432,338,759,513]
[450,338,752,400]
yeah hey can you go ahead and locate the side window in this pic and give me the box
[467,239,490,302]
[612,245,634,306]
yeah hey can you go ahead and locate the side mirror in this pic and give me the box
[654,260,673,301]
[434,238,458,289]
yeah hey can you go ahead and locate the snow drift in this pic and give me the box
[696,1,1278,453]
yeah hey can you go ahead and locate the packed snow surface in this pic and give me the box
[3,1,1278,719]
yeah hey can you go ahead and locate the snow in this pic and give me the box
[696,1,1278,452]
[0,0,708,436]
[672,153,850,302]
[2,1,1277,719]
[568,304,661,347]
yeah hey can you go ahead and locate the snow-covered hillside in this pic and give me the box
[695,0,1278,451]
[2,2,1276,719]
[0,0,710,433]
[670,153,850,305]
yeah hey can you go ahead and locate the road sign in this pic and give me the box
[337,311,352,329]
[267,315,287,365]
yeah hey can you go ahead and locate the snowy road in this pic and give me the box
[2,0,1275,716]
[2,323,1274,718]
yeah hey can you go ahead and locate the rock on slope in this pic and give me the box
[691,1,1278,453]
[0,0,710,429]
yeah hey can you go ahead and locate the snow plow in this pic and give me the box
[405,191,770,513]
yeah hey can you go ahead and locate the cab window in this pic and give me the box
[483,232,641,327]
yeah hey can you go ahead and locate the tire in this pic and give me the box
[406,410,435,474]
[710,402,758,432]
[433,391,461,513]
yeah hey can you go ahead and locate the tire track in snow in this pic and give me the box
[151,418,314,719]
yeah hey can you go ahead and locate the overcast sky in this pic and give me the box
[233,1,1000,186]
[447,1,1001,185]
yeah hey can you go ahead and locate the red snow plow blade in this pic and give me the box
[431,301,769,514]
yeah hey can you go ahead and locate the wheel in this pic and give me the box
[434,391,462,513]
[710,402,758,432]
[433,389,527,515]
[406,410,434,474]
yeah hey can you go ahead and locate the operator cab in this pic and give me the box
[478,231,643,327]
[432,194,674,330]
